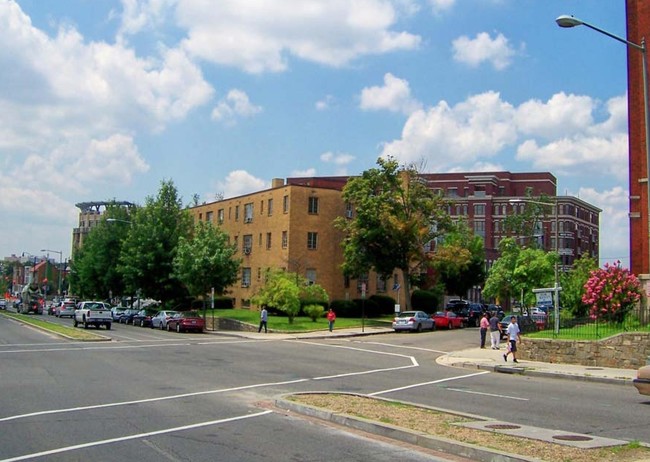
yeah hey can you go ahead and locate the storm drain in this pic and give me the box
[457,420,627,449]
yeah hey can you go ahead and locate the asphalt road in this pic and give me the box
[0,313,648,462]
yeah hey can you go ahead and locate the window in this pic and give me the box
[218,209,224,224]
[447,188,458,197]
[260,200,264,214]
[206,211,213,222]
[257,267,261,280]
[345,202,353,218]
[266,232,272,249]
[243,234,253,254]
[283,195,289,213]
[244,203,253,222]
[473,220,485,237]
[241,268,251,287]
[494,220,500,233]
[473,204,485,216]
[357,273,368,294]
[308,196,319,214]
[376,274,387,293]
[268,198,273,216]
[307,232,318,250]
[474,185,486,197]
[198,213,202,220]
[306,269,316,285]
[282,231,288,249]
[235,205,240,221]
[462,204,468,215]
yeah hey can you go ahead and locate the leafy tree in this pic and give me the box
[432,221,486,298]
[335,157,450,310]
[173,221,240,311]
[252,269,329,323]
[560,255,597,317]
[582,261,642,323]
[69,203,131,299]
[118,179,193,307]
[483,237,556,308]
[502,194,554,247]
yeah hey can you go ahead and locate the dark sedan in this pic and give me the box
[119,309,141,324]
[132,308,158,327]
[166,311,205,333]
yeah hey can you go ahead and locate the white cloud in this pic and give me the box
[382,91,627,183]
[572,186,630,267]
[291,168,317,177]
[427,0,455,14]
[452,32,517,70]
[316,95,335,111]
[359,73,422,115]
[215,171,269,199]
[173,0,421,73]
[320,151,355,175]
[212,89,262,124]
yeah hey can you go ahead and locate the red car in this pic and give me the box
[432,311,465,330]
[166,311,205,333]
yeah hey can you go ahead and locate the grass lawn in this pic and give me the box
[1,312,109,341]
[206,309,393,332]
[528,322,650,340]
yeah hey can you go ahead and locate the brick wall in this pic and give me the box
[520,333,650,369]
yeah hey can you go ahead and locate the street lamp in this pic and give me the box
[509,198,560,334]
[106,218,132,224]
[556,14,650,275]
[41,249,63,296]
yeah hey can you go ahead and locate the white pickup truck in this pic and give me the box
[74,301,112,330]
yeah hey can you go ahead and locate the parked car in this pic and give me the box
[166,311,205,333]
[0,298,6,310]
[111,307,127,321]
[119,309,141,324]
[531,312,548,330]
[55,300,77,318]
[499,313,538,339]
[132,308,158,327]
[633,365,650,396]
[151,310,179,330]
[392,311,435,332]
[432,311,465,330]
[74,301,112,330]
[450,303,485,327]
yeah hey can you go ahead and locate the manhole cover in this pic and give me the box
[552,434,593,442]
[485,424,521,430]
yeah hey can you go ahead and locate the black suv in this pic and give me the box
[446,300,485,327]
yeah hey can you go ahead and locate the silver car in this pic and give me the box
[150,310,178,330]
[55,300,77,318]
[392,311,435,332]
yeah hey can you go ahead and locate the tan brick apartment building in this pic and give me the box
[189,172,600,309]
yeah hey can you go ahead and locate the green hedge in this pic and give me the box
[411,289,441,312]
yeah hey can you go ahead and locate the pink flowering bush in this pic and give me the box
[582,261,643,323]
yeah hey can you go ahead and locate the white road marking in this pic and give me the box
[314,364,417,380]
[0,411,273,462]
[445,388,529,401]
[356,341,449,354]
[0,379,307,423]
[369,371,491,396]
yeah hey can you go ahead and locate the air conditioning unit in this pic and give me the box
[242,282,250,288]
[244,217,252,223]
[243,247,251,255]
[345,210,353,218]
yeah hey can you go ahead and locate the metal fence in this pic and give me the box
[539,304,650,339]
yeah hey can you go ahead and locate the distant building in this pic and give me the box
[72,201,136,252]
[190,171,600,309]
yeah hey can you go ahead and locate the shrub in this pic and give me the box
[352,298,380,317]
[582,261,642,323]
[303,304,325,321]
[368,295,396,315]
[411,290,441,312]
[329,300,356,317]
[300,298,328,316]
[214,296,234,309]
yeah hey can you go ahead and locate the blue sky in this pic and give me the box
[0,0,631,268]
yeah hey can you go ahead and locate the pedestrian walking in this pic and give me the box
[326,308,336,332]
[258,305,268,333]
[479,312,489,348]
[503,316,521,363]
[489,312,502,349]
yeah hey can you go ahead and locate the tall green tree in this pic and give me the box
[69,202,131,299]
[503,194,554,248]
[118,179,193,307]
[173,221,241,310]
[560,255,597,317]
[335,157,450,310]
[432,221,486,298]
[483,237,556,308]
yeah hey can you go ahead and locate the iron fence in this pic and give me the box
[539,304,650,339]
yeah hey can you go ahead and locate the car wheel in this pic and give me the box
[160,322,165,330]
[106,323,111,330]
[176,324,181,333]
[416,323,422,333]
[73,319,78,328]
[167,323,172,331]
[84,322,89,329]
[139,320,144,327]
[448,322,453,330]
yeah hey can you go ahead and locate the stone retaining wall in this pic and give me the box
[206,317,258,332]
[520,332,650,369]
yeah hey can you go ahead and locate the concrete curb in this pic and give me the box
[275,393,542,462]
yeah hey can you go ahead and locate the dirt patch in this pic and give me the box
[289,394,649,462]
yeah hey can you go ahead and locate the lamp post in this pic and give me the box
[556,14,650,276]
[509,198,560,334]
[41,249,63,296]
[106,218,132,224]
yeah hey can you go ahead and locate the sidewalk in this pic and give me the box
[213,327,640,385]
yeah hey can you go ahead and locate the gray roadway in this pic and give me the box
[0,314,648,461]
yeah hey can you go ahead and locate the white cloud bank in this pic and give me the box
[452,31,519,70]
